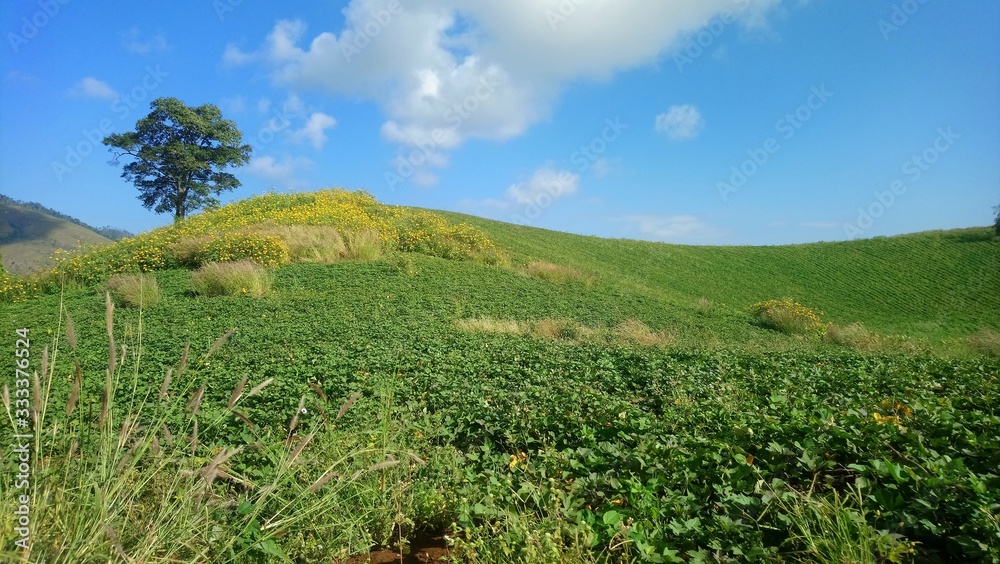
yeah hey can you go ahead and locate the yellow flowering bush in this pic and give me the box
[0,272,42,303]
[750,298,826,336]
[1,189,505,303]
[202,232,289,267]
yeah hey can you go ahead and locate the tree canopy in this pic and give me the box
[103,97,252,221]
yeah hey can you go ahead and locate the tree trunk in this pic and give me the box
[175,183,188,221]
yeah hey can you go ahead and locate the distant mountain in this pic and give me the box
[0,198,116,275]
[0,194,134,242]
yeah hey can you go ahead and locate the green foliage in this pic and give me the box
[994,204,1000,236]
[2,259,999,561]
[102,97,253,220]
[0,306,430,562]
[105,272,161,308]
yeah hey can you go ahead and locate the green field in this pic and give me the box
[1,190,998,562]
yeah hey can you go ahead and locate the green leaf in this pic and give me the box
[603,510,622,526]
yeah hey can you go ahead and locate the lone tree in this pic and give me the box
[103,97,252,221]
[994,204,1000,236]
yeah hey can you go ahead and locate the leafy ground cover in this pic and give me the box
[0,192,998,561]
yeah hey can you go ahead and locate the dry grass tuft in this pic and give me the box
[190,260,271,297]
[613,319,675,346]
[168,235,214,266]
[343,229,384,261]
[967,327,1000,358]
[532,318,593,341]
[824,322,928,355]
[521,261,595,285]
[823,322,882,352]
[105,273,161,308]
[455,317,530,335]
[255,223,348,263]
[695,297,713,315]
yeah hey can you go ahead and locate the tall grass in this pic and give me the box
[764,480,916,563]
[0,299,432,561]
[344,229,384,261]
[261,224,347,263]
[521,261,594,285]
[190,260,271,297]
[105,273,161,308]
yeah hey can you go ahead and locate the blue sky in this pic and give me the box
[1,0,998,245]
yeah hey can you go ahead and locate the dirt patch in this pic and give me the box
[334,534,451,563]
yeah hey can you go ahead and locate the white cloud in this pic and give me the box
[655,105,704,140]
[67,77,118,101]
[122,28,170,55]
[223,44,257,66]
[506,166,580,205]
[625,214,716,240]
[229,0,781,178]
[247,155,314,183]
[291,112,337,150]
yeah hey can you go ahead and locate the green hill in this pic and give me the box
[0,202,112,274]
[435,210,1000,341]
[1,189,997,562]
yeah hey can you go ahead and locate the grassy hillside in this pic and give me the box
[1,189,997,562]
[0,202,112,274]
[437,210,1000,340]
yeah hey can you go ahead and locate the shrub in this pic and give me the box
[343,229,384,261]
[105,273,161,308]
[190,260,271,297]
[521,261,594,285]
[751,298,825,336]
[967,327,1000,357]
[1,272,37,303]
